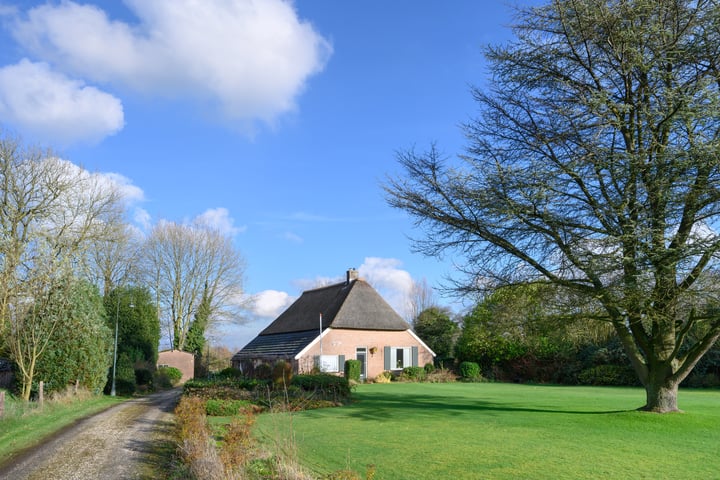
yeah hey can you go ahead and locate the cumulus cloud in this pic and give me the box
[12,0,332,126]
[103,172,145,203]
[250,289,296,318]
[0,59,124,145]
[133,207,152,232]
[194,207,247,236]
[290,258,416,319]
[358,257,414,318]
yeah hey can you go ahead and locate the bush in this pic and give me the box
[402,366,426,382]
[205,398,253,416]
[216,367,243,379]
[155,366,182,388]
[183,377,266,400]
[291,374,352,401]
[459,361,481,380]
[686,372,720,388]
[134,368,153,386]
[425,368,458,383]
[105,352,136,395]
[254,363,273,381]
[424,363,435,374]
[577,365,638,386]
[374,371,392,383]
[272,360,293,386]
[344,360,361,382]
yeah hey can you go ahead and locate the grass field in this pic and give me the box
[253,383,720,479]
[0,389,124,465]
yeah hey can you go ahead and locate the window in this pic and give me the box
[315,354,345,373]
[390,347,412,370]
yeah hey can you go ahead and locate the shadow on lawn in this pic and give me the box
[344,392,632,421]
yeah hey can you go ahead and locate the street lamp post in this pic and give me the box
[111,296,119,397]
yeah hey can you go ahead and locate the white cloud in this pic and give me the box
[12,0,332,127]
[250,289,295,318]
[0,59,124,145]
[282,231,304,243]
[194,207,246,236]
[358,257,414,318]
[133,207,152,232]
[291,258,416,319]
[103,172,145,203]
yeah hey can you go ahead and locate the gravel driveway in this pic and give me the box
[0,388,181,480]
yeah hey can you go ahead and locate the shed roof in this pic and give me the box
[233,330,319,359]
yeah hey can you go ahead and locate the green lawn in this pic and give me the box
[254,383,720,479]
[0,390,125,465]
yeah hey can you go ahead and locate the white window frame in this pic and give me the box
[318,354,340,373]
[390,347,412,370]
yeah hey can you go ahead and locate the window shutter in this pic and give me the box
[339,355,345,372]
[412,346,419,367]
[313,355,320,369]
[384,346,391,370]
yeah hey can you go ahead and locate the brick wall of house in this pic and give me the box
[297,328,434,379]
[157,350,194,384]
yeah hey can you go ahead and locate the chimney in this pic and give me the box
[346,268,359,284]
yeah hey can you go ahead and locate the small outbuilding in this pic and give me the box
[233,269,435,380]
[157,350,194,384]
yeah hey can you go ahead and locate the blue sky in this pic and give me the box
[0,0,531,349]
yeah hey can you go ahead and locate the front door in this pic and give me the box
[356,347,367,380]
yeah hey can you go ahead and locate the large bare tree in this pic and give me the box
[84,223,142,297]
[386,0,720,412]
[0,133,125,399]
[143,221,246,351]
[408,277,437,324]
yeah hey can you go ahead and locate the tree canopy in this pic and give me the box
[386,0,720,412]
[413,306,458,361]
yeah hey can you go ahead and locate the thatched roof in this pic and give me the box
[234,278,410,361]
[260,278,409,335]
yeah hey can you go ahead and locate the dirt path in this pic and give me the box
[0,388,181,480]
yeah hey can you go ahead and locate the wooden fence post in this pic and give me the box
[0,390,5,418]
[39,381,44,407]
[74,379,79,395]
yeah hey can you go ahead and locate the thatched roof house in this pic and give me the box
[233,269,434,380]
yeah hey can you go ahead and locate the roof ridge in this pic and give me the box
[304,278,356,293]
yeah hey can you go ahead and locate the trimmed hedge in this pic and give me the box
[344,360,361,382]
[291,374,352,401]
[577,365,638,386]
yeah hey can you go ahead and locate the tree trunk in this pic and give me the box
[642,366,680,413]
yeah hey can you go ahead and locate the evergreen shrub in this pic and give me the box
[291,374,352,401]
[459,361,481,380]
[577,365,638,386]
[156,366,182,387]
[344,360,361,382]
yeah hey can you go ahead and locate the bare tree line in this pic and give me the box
[0,132,247,399]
